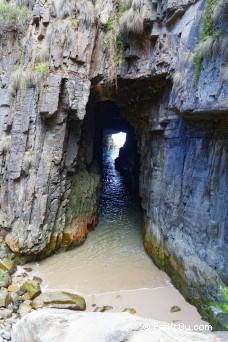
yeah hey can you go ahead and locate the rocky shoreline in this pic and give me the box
[0,258,141,341]
[1,257,228,341]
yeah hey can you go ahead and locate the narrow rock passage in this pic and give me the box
[35,150,209,326]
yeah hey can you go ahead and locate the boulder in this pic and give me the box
[32,292,86,311]
[21,280,41,300]
[0,259,16,274]
[11,309,228,342]
[8,285,19,293]
[18,303,33,318]
[0,270,11,288]
[216,313,228,331]
[0,289,10,308]
[0,308,12,319]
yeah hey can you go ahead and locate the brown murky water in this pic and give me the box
[35,151,210,327]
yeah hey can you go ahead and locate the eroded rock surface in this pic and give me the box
[11,309,228,342]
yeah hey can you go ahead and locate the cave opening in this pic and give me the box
[93,100,141,211]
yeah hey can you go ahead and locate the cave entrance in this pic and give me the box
[93,100,140,200]
[102,130,127,154]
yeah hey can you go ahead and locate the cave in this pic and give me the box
[71,82,228,325]
[93,100,140,189]
[73,98,142,247]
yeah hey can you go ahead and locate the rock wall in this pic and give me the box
[0,0,228,327]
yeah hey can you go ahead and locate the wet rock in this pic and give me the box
[32,292,86,311]
[170,306,181,313]
[0,289,10,308]
[23,293,32,301]
[216,313,228,331]
[17,288,26,297]
[0,259,16,275]
[122,308,137,314]
[20,280,41,300]
[0,270,11,288]
[18,303,33,318]
[32,276,42,284]
[9,292,19,312]
[9,292,19,303]
[0,309,12,319]
[23,267,32,273]
[93,305,113,312]
[7,285,18,293]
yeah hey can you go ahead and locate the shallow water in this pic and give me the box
[36,150,209,326]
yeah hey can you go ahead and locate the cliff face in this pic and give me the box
[0,0,228,325]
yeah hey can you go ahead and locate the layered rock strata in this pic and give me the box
[0,0,227,326]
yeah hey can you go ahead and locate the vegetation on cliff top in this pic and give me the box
[194,0,228,83]
[51,0,95,25]
[0,3,32,34]
[119,0,144,34]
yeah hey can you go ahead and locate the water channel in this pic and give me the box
[34,149,209,326]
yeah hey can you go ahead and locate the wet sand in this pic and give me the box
[33,151,210,328]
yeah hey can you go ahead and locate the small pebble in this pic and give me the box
[170,306,181,313]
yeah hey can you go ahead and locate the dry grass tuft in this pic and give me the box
[195,35,219,59]
[119,0,151,35]
[120,7,143,34]
[183,51,195,65]
[172,71,184,88]
[24,149,34,171]
[0,136,11,154]
[52,0,95,24]
[9,64,47,96]
[36,41,50,62]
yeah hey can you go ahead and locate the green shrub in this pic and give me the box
[117,2,125,19]
[0,3,32,34]
[194,0,221,83]
[35,63,49,76]
[105,16,114,31]
[70,18,79,29]
[114,33,124,66]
